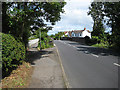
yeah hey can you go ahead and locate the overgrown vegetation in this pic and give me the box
[88,2,120,50]
[2,2,66,49]
[2,33,25,78]
[33,29,53,49]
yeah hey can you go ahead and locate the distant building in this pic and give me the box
[64,28,91,38]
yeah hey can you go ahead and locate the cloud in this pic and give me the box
[48,0,93,35]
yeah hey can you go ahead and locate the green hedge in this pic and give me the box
[2,33,25,77]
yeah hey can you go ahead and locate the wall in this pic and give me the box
[61,37,85,44]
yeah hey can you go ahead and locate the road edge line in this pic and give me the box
[55,45,71,88]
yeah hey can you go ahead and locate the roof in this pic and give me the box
[64,31,69,34]
[72,30,91,34]
[72,30,84,34]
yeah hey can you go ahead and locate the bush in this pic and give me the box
[2,33,25,77]
[84,36,91,45]
[90,38,98,45]
[38,37,53,49]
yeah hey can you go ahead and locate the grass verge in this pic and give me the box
[91,43,109,49]
[1,61,33,88]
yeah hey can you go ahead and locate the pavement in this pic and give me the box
[27,42,65,88]
[55,40,120,88]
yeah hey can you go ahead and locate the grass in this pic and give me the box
[91,43,109,49]
[1,61,33,88]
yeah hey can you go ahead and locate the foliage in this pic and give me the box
[38,37,53,49]
[2,2,66,48]
[92,43,108,48]
[88,2,120,49]
[92,36,100,43]
[50,34,56,39]
[88,2,105,38]
[2,33,25,77]
[50,32,65,40]
[33,29,53,49]
[103,2,120,49]
[84,36,91,45]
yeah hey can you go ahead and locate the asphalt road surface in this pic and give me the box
[54,40,120,88]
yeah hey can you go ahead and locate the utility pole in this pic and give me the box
[39,29,41,50]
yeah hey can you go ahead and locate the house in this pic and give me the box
[64,31,69,36]
[63,31,71,37]
[65,28,91,38]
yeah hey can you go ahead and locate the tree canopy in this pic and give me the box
[2,2,66,47]
[88,2,120,48]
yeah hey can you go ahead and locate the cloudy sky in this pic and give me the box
[48,0,94,35]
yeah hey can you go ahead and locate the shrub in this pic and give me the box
[2,33,25,77]
[84,36,91,45]
[38,37,53,49]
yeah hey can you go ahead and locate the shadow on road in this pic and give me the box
[69,42,86,45]
[68,41,120,89]
[69,42,82,45]
[64,40,119,57]
[77,46,119,57]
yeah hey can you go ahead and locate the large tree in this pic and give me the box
[88,2,105,39]
[2,2,66,47]
[103,2,120,48]
[88,1,120,48]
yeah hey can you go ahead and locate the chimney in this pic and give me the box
[84,28,86,30]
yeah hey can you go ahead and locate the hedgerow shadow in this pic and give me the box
[26,43,53,65]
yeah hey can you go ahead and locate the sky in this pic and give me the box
[47,0,94,35]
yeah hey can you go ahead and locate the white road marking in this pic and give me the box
[113,63,120,67]
[91,54,99,57]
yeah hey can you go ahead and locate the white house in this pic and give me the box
[67,28,91,38]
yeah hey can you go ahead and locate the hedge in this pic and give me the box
[2,33,25,77]
[38,37,53,49]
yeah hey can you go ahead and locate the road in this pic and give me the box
[54,40,120,88]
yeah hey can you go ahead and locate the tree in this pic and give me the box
[88,2,105,39]
[58,32,64,39]
[52,32,65,40]
[103,2,120,48]
[2,2,66,48]
[88,2,120,49]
